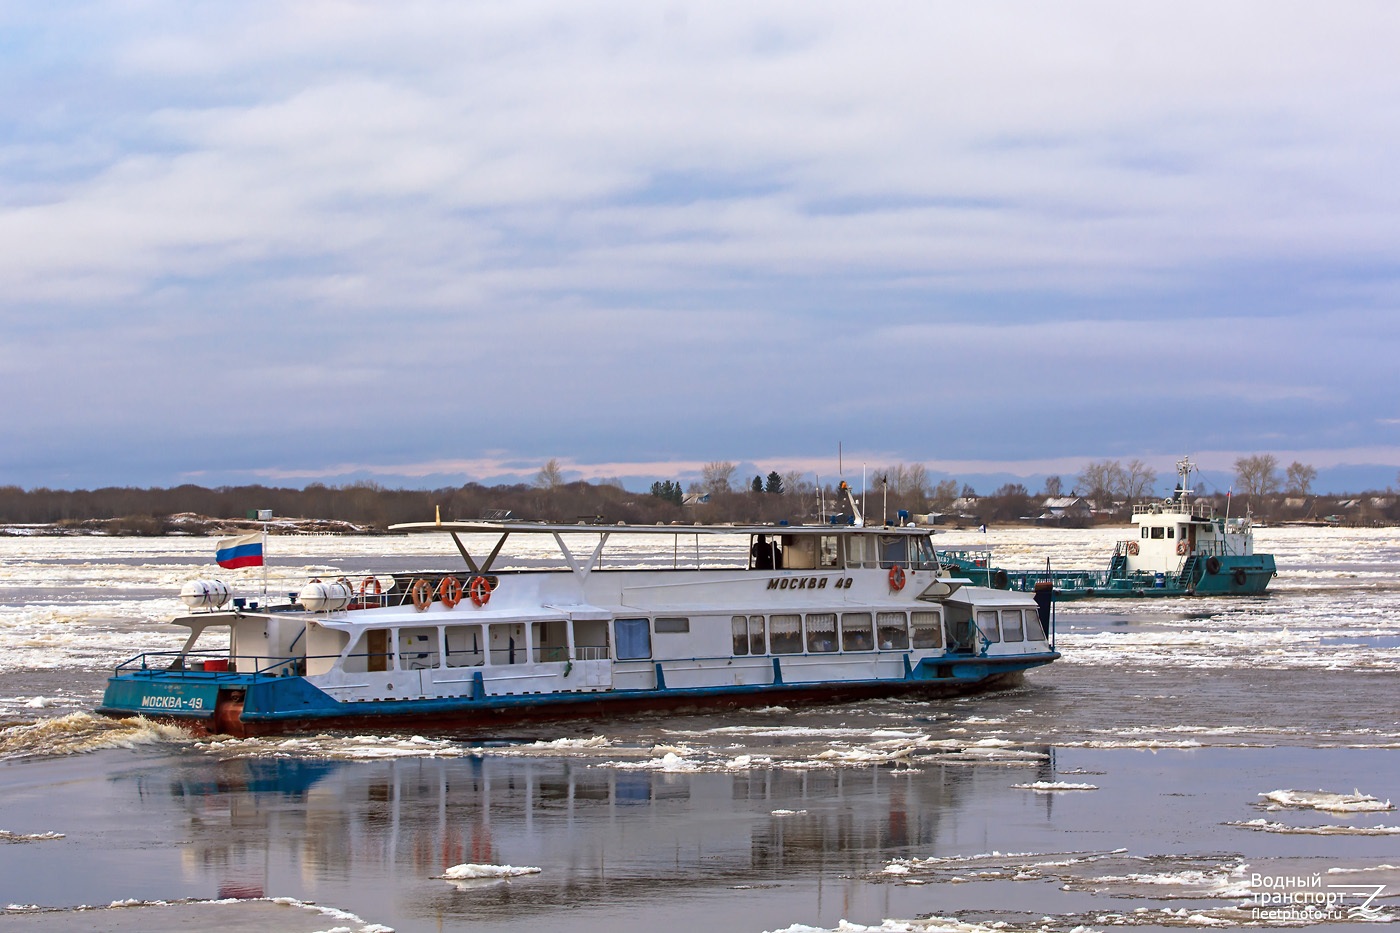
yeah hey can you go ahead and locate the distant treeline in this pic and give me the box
[0,481,691,531]
[0,477,1394,533]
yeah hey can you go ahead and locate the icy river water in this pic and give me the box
[0,525,1396,931]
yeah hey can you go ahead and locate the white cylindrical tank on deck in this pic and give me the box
[299,580,354,612]
[180,579,232,609]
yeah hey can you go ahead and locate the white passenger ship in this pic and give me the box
[99,505,1059,737]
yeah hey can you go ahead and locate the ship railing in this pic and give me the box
[1132,500,1214,519]
[113,650,325,679]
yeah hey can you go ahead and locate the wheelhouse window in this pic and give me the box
[840,612,873,651]
[769,614,802,654]
[877,611,910,649]
[819,535,840,569]
[906,535,937,570]
[999,609,1025,643]
[614,618,652,660]
[1141,527,1149,538]
[1167,527,1175,539]
[1150,526,1165,539]
[911,611,942,649]
[879,535,909,568]
[805,613,837,653]
[975,610,1002,644]
[846,535,874,568]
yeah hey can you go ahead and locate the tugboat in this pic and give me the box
[940,457,1276,599]
[97,492,1058,737]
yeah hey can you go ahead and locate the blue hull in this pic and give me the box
[98,651,1059,737]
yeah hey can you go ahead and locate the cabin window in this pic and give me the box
[748,615,766,655]
[769,614,803,654]
[805,613,837,653]
[444,625,485,667]
[1024,609,1047,642]
[398,627,440,670]
[840,612,874,651]
[352,628,391,673]
[819,536,840,569]
[572,620,610,661]
[1150,527,1165,539]
[877,612,910,649]
[732,616,750,655]
[750,536,780,570]
[782,535,817,570]
[999,609,1025,643]
[975,610,1002,644]
[654,616,690,634]
[732,615,767,655]
[1141,527,1149,538]
[489,622,528,665]
[533,619,569,663]
[911,611,942,649]
[614,618,652,660]
[1167,527,1175,539]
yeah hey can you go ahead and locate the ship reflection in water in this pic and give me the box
[130,748,1058,927]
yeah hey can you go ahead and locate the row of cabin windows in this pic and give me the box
[1141,526,1182,539]
[347,608,1045,673]
[733,610,943,656]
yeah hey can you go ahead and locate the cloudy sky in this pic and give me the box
[5,2,1399,495]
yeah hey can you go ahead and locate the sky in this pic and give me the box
[4,2,1400,497]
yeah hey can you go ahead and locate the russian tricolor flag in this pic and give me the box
[215,533,264,569]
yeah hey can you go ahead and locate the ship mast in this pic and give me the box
[1175,456,1196,502]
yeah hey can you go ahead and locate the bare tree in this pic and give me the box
[701,461,736,495]
[1123,459,1158,503]
[781,470,811,497]
[534,458,565,490]
[1234,454,1281,497]
[1285,461,1317,495]
[1077,460,1127,502]
[1042,475,1063,498]
[932,479,959,508]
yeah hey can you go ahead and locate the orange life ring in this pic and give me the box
[359,576,382,597]
[409,578,432,611]
[1176,540,1189,556]
[468,575,493,607]
[1126,541,1139,556]
[437,575,463,608]
[888,565,906,591]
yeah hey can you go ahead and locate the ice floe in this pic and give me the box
[1228,818,1400,835]
[1011,780,1098,791]
[440,863,542,880]
[1258,788,1393,812]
